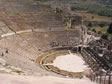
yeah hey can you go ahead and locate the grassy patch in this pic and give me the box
[73,11,112,23]
[11,69,24,74]
[89,26,108,33]
[71,2,112,17]
[88,26,112,39]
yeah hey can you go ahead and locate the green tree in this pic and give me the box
[99,23,105,27]
[92,29,96,33]
[88,22,93,27]
[101,34,108,40]
[107,23,112,34]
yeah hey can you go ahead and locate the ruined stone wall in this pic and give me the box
[66,15,100,45]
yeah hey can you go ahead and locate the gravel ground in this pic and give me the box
[0,73,98,84]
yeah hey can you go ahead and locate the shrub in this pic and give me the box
[91,16,94,19]
[88,27,91,30]
[92,29,96,33]
[101,34,108,40]
[107,23,112,34]
[98,31,102,34]
[88,22,93,27]
[99,23,105,27]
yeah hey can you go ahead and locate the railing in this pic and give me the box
[89,72,112,84]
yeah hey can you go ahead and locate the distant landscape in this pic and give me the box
[70,0,112,40]
[71,2,112,17]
